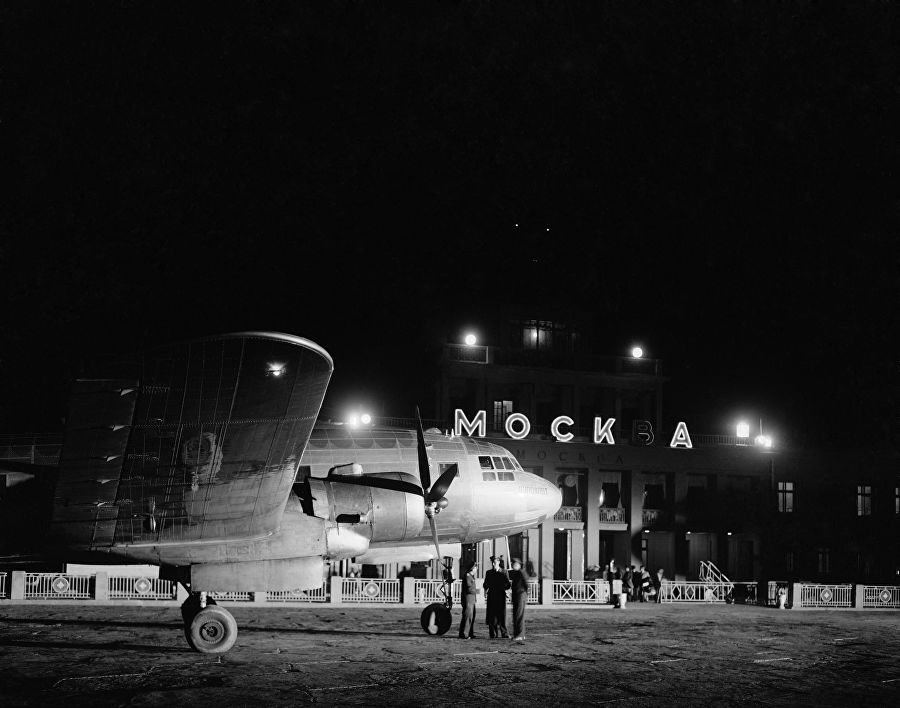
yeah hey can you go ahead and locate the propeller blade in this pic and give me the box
[425,464,457,504]
[414,405,432,492]
[428,513,442,564]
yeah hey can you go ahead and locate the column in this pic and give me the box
[94,572,108,601]
[571,530,585,580]
[330,575,343,604]
[585,469,601,567]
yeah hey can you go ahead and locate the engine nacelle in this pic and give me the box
[307,472,425,543]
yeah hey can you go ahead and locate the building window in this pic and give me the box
[856,485,872,516]
[641,537,649,567]
[778,481,794,513]
[895,487,899,514]
[817,548,830,575]
[785,550,794,573]
[492,400,513,431]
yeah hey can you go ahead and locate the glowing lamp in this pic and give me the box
[464,333,477,346]
[736,421,750,439]
[360,413,372,425]
[631,346,643,359]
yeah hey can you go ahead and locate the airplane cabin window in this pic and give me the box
[501,457,514,470]
[482,471,497,481]
[478,456,493,469]
[498,471,515,481]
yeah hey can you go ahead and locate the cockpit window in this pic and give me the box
[482,470,497,481]
[478,456,493,469]
[491,456,503,469]
[501,457,514,470]
[497,471,515,481]
[511,457,524,471]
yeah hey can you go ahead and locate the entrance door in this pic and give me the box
[553,531,570,580]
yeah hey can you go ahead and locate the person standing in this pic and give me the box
[653,568,665,603]
[621,566,633,608]
[458,560,478,639]
[508,558,531,641]
[639,565,652,602]
[483,556,511,639]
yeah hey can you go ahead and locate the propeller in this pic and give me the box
[414,407,457,567]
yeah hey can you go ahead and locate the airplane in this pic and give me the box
[0,332,561,653]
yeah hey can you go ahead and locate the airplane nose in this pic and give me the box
[538,476,563,524]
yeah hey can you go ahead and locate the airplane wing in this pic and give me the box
[48,332,333,550]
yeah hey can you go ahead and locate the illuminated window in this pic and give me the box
[778,481,794,513]
[492,400,513,431]
[856,485,872,516]
[478,456,493,470]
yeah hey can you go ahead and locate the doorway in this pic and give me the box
[553,531,570,580]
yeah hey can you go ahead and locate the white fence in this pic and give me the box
[25,573,92,600]
[109,576,177,601]
[267,584,329,603]
[413,579,461,604]
[340,578,401,603]
[799,584,853,608]
[863,585,900,608]
[553,580,610,604]
[660,581,733,603]
[5,572,900,610]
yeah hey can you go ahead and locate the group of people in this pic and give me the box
[614,560,663,604]
[458,555,530,641]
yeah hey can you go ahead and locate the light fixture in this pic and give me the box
[360,413,372,425]
[267,362,286,377]
[755,434,773,448]
[631,346,643,359]
[464,333,477,346]
[736,421,750,439]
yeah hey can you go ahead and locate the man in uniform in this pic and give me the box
[458,560,479,639]
[508,558,531,641]
[483,555,511,639]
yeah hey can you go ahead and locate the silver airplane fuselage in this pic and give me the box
[300,426,562,555]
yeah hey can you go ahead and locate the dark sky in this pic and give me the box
[2,2,897,447]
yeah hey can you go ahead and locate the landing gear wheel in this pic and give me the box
[181,594,219,650]
[421,603,452,635]
[188,605,238,654]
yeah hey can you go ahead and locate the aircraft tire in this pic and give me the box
[188,605,238,654]
[420,603,452,636]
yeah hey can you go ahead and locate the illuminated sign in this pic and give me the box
[454,409,693,449]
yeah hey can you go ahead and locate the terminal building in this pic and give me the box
[432,311,900,587]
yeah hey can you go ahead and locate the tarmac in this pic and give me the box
[1,602,899,706]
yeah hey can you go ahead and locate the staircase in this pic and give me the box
[700,561,734,597]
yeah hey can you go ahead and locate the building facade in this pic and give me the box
[434,314,900,586]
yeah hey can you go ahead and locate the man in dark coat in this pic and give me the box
[508,558,531,641]
[483,556,511,638]
[458,560,478,639]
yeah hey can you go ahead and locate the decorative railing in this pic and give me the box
[413,579,461,604]
[598,507,626,523]
[798,584,853,608]
[109,576,177,601]
[862,585,900,608]
[24,573,92,600]
[267,584,329,603]
[641,508,665,526]
[552,580,610,604]
[660,581,733,603]
[340,578,401,603]
[210,591,254,602]
[554,506,583,522]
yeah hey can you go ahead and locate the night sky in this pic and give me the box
[2,2,897,448]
